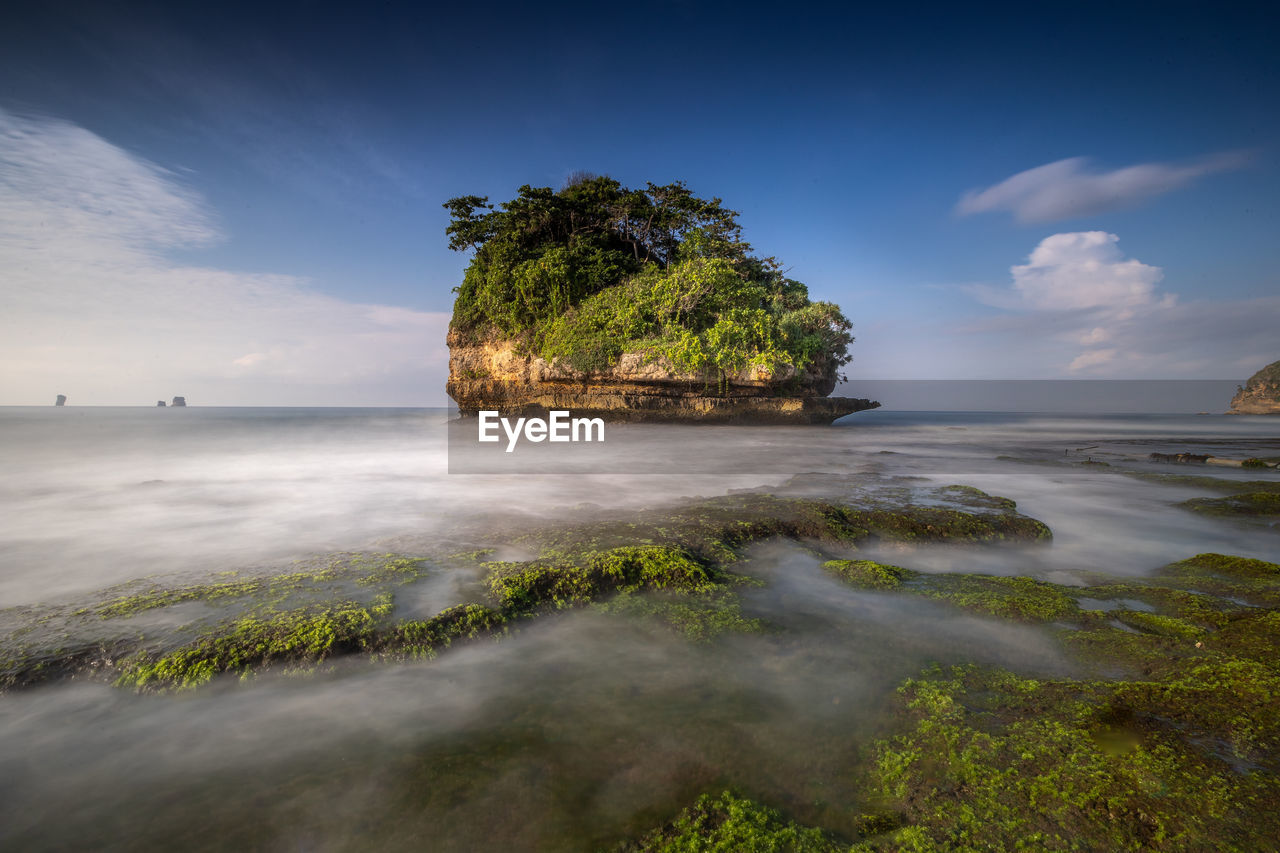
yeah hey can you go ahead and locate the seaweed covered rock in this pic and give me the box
[442,177,879,423]
[2,485,1050,692]
[795,552,1280,850]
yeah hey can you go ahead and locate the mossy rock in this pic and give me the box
[517,492,1051,566]
[1179,492,1280,520]
[486,545,716,611]
[594,587,766,642]
[1076,582,1237,628]
[937,484,1018,510]
[917,574,1079,623]
[869,663,1280,851]
[821,559,912,590]
[94,553,429,619]
[1165,552,1280,579]
[1111,609,1206,640]
[615,790,848,852]
[1120,472,1280,494]
[116,594,395,690]
[6,489,1053,693]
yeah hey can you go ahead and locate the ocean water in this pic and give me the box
[0,404,1277,850]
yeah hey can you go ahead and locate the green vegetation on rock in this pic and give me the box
[626,547,1280,851]
[595,588,767,642]
[919,574,1079,622]
[444,176,853,383]
[617,790,847,852]
[116,594,396,690]
[95,553,427,619]
[485,545,717,611]
[868,661,1280,851]
[821,559,909,590]
[789,551,1280,850]
[1119,472,1280,494]
[1165,552,1280,579]
[1179,492,1280,520]
[6,486,1050,692]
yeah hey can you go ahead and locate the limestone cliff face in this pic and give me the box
[1228,360,1280,414]
[445,331,879,424]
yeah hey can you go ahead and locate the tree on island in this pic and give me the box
[443,175,854,390]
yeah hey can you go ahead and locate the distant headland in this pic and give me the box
[1228,360,1280,414]
[442,176,878,423]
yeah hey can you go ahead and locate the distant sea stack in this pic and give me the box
[1228,360,1280,414]
[55,394,66,407]
[171,396,187,407]
[442,177,879,424]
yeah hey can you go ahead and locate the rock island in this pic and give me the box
[443,176,879,423]
[1228,359,1280,414]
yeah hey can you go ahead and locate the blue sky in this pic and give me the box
[1,0,1276,404]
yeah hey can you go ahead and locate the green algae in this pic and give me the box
[821,560,910,590]
[619,549,1280,850]
[916,574,1079,623]
[815,551,1280,633]
[1167,552,1280,579]
[113,545,722,691]
[116,593,396,690]
[1109,554,1280,610]
[1111,609,1206,639]
[1179,492,1280,520]
[936,484,1017,510]
[866,663,1280,851]
[7,488,1052,692]
[1119,471,1280,493]
[594,589,766,642]
[13,470,1280,852]
[516,492,1051,569]
[104,543,1280,849]
[486,545,717,611]
[114,598,515,691]
[95,553,429,619]
[380,603,509,658]
[617,790,847,852]
[446,548,497,562]
[791,550,1280,849]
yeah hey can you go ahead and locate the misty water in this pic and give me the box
[1,405,1277,850]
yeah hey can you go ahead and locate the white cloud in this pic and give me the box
[968,231,1170,316]
[1009,231,1172,312]
[0,108,450,405]
[960,232,1280,377]
[956,152,1248,223]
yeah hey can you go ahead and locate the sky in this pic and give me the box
[1,0,1277,405]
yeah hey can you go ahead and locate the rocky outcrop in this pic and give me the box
[1228,360,1280,414]
[171,396,187,407]
[156,401,166,407]
[446,332,879,424]
[55,395,66,407]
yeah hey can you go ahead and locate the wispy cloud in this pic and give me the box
[0,108,449,405]
[956,152,1249,223]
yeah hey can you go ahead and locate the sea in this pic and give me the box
[0,384,1276,850]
